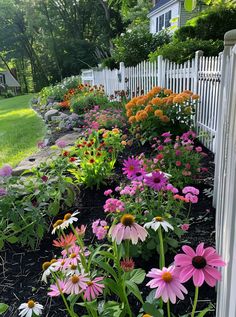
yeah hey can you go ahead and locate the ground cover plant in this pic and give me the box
[0,94,45,167]
[0,85,223,317]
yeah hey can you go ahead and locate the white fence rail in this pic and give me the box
[81,52,222,153]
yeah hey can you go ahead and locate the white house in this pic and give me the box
[148,0,200,34]
[0,70,20,93]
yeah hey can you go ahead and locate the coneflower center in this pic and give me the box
[129,165,135,171]
[162,272,173,283]
[192,256,207,269]
[121,214,135,226]
[70,264,77,270]
[71,275,80,284]
[51,259,57,264]
[27,300,35,308]
[136,172,142,176]
[70,253,77,258]
[155,216,163,222]
[53,219,63,228]
[87,281,93,286]
[153,177,161,183]
[64,213,72,220]
[42,261,51,271]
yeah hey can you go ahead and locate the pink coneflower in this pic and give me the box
[48,280,65,297]
[174,243,226,287]
[64,273,89,295]
[84,277,105,301]
[144,172,167,191]
[0,164,12,177]
[53,232,77,249]
[122,157,141,179]
[146,266,187,304]
[131,168,146,181]
[109,214,148,245]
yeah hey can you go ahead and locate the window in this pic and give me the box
[159,14,164,31]
[156,17,159,32]
[165,11,172,28]
[0,74,4,84]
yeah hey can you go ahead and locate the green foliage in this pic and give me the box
[150,39,223,64]
[0,303,8,315]
[71,93,110,115]
[113,28,171,66]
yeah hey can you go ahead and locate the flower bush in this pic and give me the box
[125,86,200,142]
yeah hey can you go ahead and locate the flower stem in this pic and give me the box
[125,239,130,258]
[167,300,171,317]
[187,202,192,219]
[191,286,199,317]
[158,227,165,269]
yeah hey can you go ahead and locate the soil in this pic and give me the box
[0,140,217,317]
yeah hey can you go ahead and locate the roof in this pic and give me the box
[148,0,179,16]
[0,70,20,87]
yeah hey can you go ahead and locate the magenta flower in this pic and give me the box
[185,193,198,203]
[0,164,12,177]
[146,266,188,304]
[161,132,172,137]
[174,243,226,287]
[64,274,89,295]
[182,186,199,195]
[55,139,67,148]
[0,188,7,197]
[110,214,148,245]
[181,224,190,231]
[84,277,105,301]
[104,189,113,196]
[92,219,108,240]
[41,175,48,182]
[195,146,202,152]
[48,280,65,297]
[144,171,167,191]
[103,198,125,213]
[122,157,141,179]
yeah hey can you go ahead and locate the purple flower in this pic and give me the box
[144,172,168,191]
[55,140,67,148]
[37,140,47,149]
[185,193,198,203]
[122,157,141,179]
[166,184,178,194]
[0,188,7,196]
[0,164,12,177]
[161,132,172,137]
[182,186,199,195]
[195,146,202,152]
[104,189,113,196]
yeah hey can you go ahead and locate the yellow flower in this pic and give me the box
[112,128,120,134]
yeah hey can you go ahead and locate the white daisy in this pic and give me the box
[144,216,174,232]
[51,219,65,234]
[19,300,43,317]
[41,261,61,283]
[61,211,80,229]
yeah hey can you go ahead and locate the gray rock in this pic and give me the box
[69,113,80,120]
[45,109,59,121]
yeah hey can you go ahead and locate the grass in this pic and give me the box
[0,94,46,167]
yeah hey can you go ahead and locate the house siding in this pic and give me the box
[179,1,200,27]
[150,1,180,34]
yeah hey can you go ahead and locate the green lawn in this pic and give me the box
[0,94,46,167]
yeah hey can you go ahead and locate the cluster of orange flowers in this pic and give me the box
[63,84,105,102]
[125,87,199,125]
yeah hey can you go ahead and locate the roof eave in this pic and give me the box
[148,0,179,17]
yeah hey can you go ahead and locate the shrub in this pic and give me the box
[125,86,199,142]
[70,92,110,115]
[150,39,223,64]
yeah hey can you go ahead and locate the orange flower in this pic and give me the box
[121,140,127,146]
[126,110,133,117]
[192,94,200,100]
[135,110,148,122]
[154,109,163,117]
[151,86,162,94]
[125,101,135,110]
[173,95,185,104]
[160,115,170,123]
[183,90,193,96]
[164,89,172,95]
[151,97,163,106]
[166,96,174,105]
[180,93,191,100]
[128,116,136,124]
[144,105,154,113]
[136,97,147,106]
[112,128,120,134]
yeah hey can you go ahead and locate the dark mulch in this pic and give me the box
[0,142,216,317]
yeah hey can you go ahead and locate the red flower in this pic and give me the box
[63,151,69,157]
[69,157,77,162]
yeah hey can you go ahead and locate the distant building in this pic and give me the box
[0,70,20,94]
[148,0,200,34]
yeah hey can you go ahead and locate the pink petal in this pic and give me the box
[179,266,195,283]
[204,266,222,281]
[182,245,196,257]
[203,247,216,258]
[205,254,226,267]
[196,243,205,256]
[115,226,125,244]
[174,254,192,266]
[193,269,205,287]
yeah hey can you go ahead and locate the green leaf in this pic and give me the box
[94,259,118,281]
[6,236,18,244]
[184,0,197,11]
[37,225,44,239]
[0,303,9,314]
[48,199,60,216]
[128,269,146,284]
[0,240,4,249]
[104,278,121,297]
[142,303,163,317]
[196,304,214,317]
[125,280,143,304]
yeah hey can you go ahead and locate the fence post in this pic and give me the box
[157,55,163,87]
[119,62,126,92]
[213,29,236,317]
[193,50,203,93]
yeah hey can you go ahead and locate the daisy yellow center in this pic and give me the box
[162,272,173,283]
[142,315,152,317]
[50,259,57,264]
[64,213,72,220]
[87,281,93,286]
[53,219,63,228]
[70,253,77,258]
[42,261,51,271]
[70,264,77,270]
[192,256,207,269]
[121,214,135,226]
[71,275,80,284]
[155,216,163,222]
[27,300,35,308]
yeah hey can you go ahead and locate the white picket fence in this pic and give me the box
[81,51,222,153]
